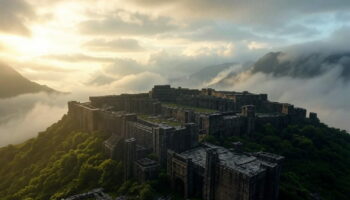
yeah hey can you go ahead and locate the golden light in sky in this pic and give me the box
[0,0,349,148]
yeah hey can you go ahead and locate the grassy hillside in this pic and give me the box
[0,63,57,98]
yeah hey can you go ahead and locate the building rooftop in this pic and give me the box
[162,103,218,114]
[138,114,182,127]
[256,113,285,118]
[136,158,159,167]
[104,134,122,149]
[180,143,278,177]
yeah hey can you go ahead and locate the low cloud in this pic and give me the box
[110,71,168,92]
[0,71,169,147]
[249,27,350,81]
[103,58,145,77]
[0,102,66,147]
[0,93,67,147]
[215,66,350,132]
[211,29,350,132]
[0,88,109,147]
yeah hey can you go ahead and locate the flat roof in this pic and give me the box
[136,158,159,167]
[256,113,285,118]
[180,143,278,177]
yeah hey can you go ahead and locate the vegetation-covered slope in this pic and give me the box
[0,114,349,200]
[204,121,350,200]
[0,115,121,200]
[0,115,158,200]
[0,63,57,98]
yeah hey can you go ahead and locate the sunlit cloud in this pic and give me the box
[83,38,145,52]
[0,0,36,36]
[0,0,350,145]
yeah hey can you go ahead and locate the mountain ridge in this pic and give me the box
[0,63,58,98]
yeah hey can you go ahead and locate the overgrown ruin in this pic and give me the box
[66,85,319,200]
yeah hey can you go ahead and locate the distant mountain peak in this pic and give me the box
[251,51,350,80]
[0,63,58,98]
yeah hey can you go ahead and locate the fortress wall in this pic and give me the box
[214,166,251,200]
[235,94,268,112]
[167,152,194,198]
[161,106,198,123]
[167,124,198,153]
[125,121,154,149]
[202,114,245,137]
[151,85,309,120]
[174,95,235,112]
[68,101,99,132]
[256,115,289,130]
[254,153,284,200]
[214,164,280,200]
[260,101,283,113]
[96,111,124,135]
[150,85,201,102]
[248,172,267,200]
[90,94,161,115]
[222,117,244,137]
[259,163,282,200]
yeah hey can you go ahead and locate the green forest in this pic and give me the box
[0,116,156,200]
[204,121,350,200]
[0,115,349,200]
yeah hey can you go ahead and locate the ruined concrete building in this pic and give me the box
[67,85,318,200]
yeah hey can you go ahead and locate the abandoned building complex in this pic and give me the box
[67,85,318,200]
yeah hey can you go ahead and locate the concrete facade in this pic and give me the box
[66,85,317,200]
[167,143,284,200]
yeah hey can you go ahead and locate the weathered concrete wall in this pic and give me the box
[68,101,99,132]
[167,123,198,153]
[125,120,154,149]
[214,167,251,200]
[161,106,198,124]
[167,151,194,198]
[90,94,161,115]
[134,158,159,183]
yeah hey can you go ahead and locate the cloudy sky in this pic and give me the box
[1,0,349,90]
[0,0,350,145]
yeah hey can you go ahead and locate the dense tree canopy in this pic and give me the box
[0,115,349,200]
[204,121,350,200]
[0,115,123,200]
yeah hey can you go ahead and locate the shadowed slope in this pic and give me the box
[0,63,57,98]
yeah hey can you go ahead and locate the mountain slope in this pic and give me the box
[0,115,156,200]
[204,122,350,200]
[189,62,236,82]
[213,51,350,86]
[251,51,350,80]
[170,62,237,88]
[1,114,349,200]
[0,63,57,98]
